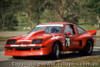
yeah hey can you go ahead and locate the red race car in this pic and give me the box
[5,22,97,59]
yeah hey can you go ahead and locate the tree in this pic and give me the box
[24,0,46,28]
[76,0,99,25]
[86,0,100,27]
[0,0,100,31]
[47,0,66,22]
[0,0,22,31]
[2,13,18,30]
[45,0,79,23]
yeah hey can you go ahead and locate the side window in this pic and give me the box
[64,24,75,34]
[76,26,87,34]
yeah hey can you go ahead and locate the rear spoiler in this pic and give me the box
[87,30,97,35]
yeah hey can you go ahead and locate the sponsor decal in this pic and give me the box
[20,44,27,47]
[43,34,51,36]
[25,32,35,40]
[51,36,59,39]
[10,44,35,47]
[17,40,31,42]
[28,44,35,46]
[11,45,19,47]
[65,37,71,48]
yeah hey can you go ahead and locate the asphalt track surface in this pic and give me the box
[0,38,100,67]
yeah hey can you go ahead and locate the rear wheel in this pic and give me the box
[50,42,61,59]
[79,40,93,55]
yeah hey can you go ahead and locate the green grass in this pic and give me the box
[0,37,10,39]
[0,24,98,32]
[16,24,98,31]
[79,25,98,30]
[39,56,100,67]
[0,37,10,41]
[78,19,99,30]
[0,37,14,40]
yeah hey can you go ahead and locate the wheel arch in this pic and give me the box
[80,38,94,47]
[52,40,62,51]
[79,38,94,55]
[86,38,94,46]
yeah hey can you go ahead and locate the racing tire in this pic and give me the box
[79,40,93,55]
[50,42,61,60]
[13,56,21,59]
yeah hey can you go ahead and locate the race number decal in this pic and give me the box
[65,37,71,48]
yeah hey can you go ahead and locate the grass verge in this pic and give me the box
[79,25,98,30]
[39,56,100,67]
[0,37,12,41]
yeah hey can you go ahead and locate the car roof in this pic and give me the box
[40,22,73,25]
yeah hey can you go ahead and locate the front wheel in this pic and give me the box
[50,42,61,59]
[79,40,93,55]
[13,56,21,59]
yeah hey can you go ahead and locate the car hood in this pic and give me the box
[9,30,61,42]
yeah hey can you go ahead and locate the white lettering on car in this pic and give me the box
[51,36,59,39]
[17,40,31,42]
[65,37,71,47]
[11,45,19,47]
[10,44,36,47]
[25,32,35,40]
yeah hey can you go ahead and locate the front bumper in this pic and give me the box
[5,46,50,56]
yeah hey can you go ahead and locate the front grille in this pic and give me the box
[16,42,30,45]
[33,48,40,50]
[16,48,31,51]
[7,48,13,51]
[15,42,31,51]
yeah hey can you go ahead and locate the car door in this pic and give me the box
[64,24,79,50]
[74,25,88,48]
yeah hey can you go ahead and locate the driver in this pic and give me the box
[51,27,59,33]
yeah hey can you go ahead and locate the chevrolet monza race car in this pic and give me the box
[5,22,97,59]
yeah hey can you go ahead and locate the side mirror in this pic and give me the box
[67,32,71,35]
[64,32,71,36]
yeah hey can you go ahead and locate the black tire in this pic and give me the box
[79,40,93,55]
[13,56,21,59]
[50,42,61,60]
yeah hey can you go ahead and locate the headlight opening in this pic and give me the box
[6,39,16,44]
[32,39,43,44]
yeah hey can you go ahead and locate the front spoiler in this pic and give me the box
[5,47,49,56]
[5,46,44,48]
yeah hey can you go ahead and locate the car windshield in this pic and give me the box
[28,24,63,34]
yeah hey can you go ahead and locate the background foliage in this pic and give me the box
[0,0,100,31]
